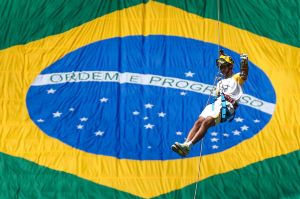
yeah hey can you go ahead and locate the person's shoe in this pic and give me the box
[171,142,190,157]
[171,144,186,157]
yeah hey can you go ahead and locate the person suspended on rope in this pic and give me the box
[171,50,249,157]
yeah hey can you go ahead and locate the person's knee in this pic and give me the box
[194,120,201,127]
[202,117,215,127]
[195,117,204,127]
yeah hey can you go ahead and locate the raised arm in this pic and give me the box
[240,54,249,81]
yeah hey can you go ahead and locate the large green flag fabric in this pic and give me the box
[0,0,299,198]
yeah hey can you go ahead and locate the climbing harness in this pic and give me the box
[220,93,237,123]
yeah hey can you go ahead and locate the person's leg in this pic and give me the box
[190,116,215,145]
[172,116,215,157]
[186,116,205,142]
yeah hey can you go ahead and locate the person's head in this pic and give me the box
[216,55,234,77]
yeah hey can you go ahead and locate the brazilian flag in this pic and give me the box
[0,0,299,198]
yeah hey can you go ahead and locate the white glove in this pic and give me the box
[240,53,248,60]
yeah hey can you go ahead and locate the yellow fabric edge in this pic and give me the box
[0,1,299,198]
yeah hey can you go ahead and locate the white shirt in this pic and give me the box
[216,73,245,101]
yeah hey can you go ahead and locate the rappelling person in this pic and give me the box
[172,50,249,157]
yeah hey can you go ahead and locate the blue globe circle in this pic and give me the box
[26,35,276,160]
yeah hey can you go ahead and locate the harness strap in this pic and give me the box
[223,93,238,109]
[221,94,227,120]
[220,93,238,122]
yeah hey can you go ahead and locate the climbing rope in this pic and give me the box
[193,0,221,198]
[217,0,221,53]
